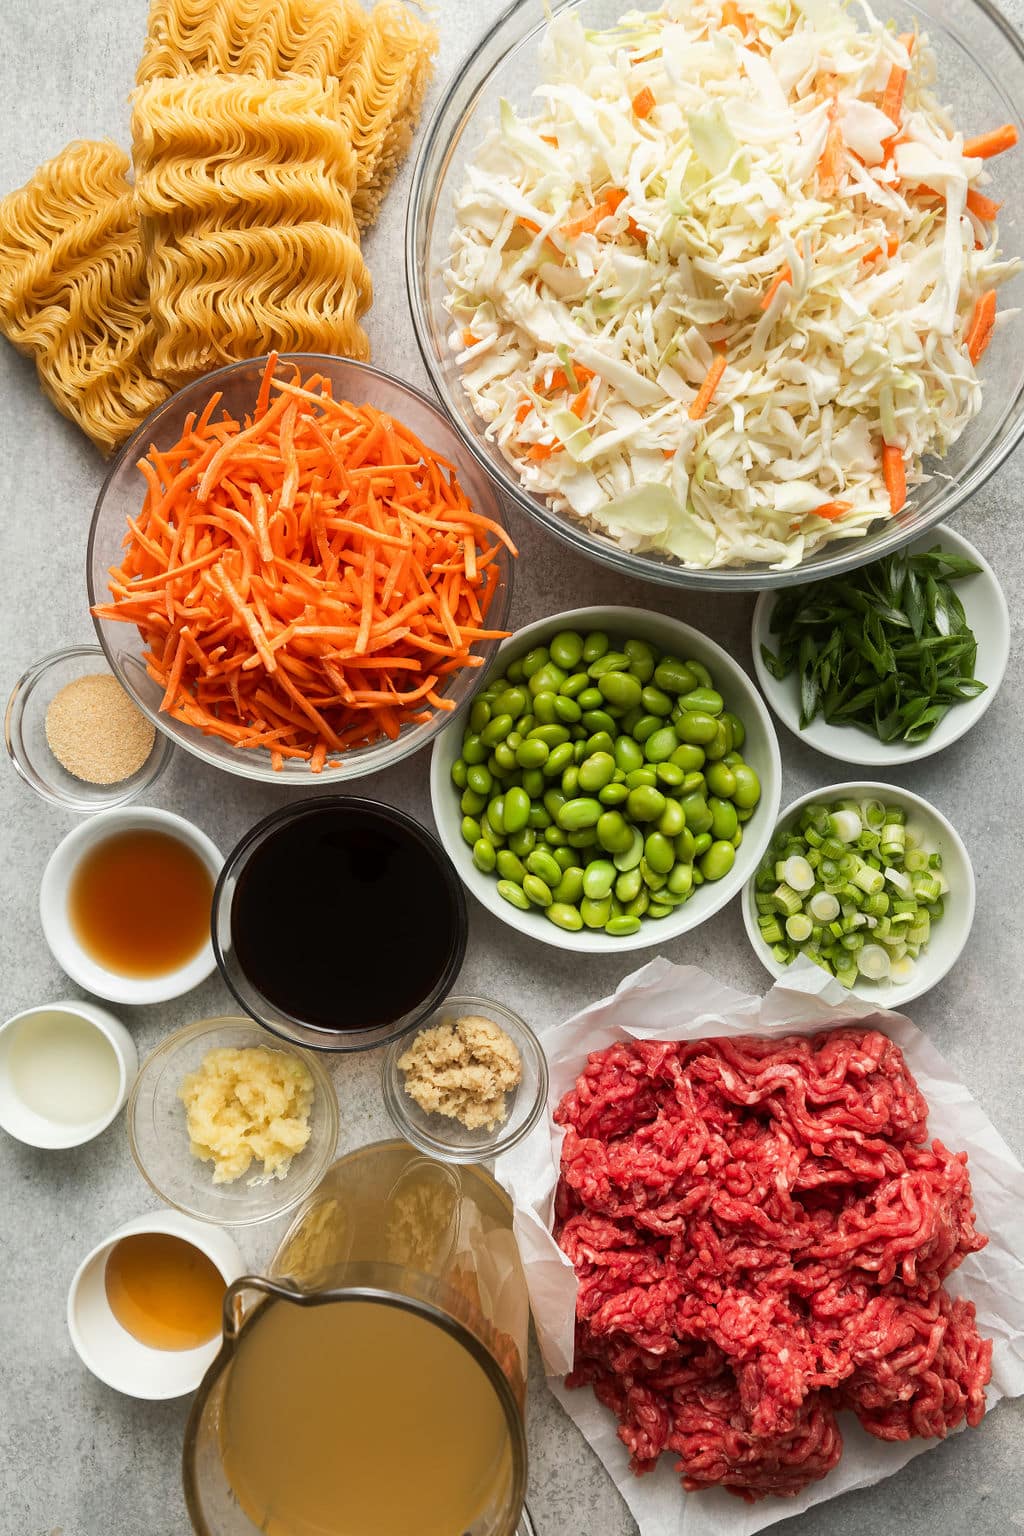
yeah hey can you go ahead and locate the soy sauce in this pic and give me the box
[230,800,463,1033]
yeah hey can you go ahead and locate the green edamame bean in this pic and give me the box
[597,811,633,855]
[582,631,609,663]
[561,671,589,699]
[561,766,580,798]
[543,742,574,778]
[505,658,525,683]
[492,686,527,719]
[523,874,553,908]
[581,703,616,735]
[613,826,644,871]
[605,914,641,937]
[732,764,761,809]
[463,733,487,765]
[466,764,493,797]
[557,797,603,832]
[670,743,705,772]
[681,792,712,834]
[644,831,675,874]
[709,797,738,841]
[480,713,514,747]
[656,762,685,790]
[640,685,673,717]
[578,752,616,793]
[567,830,597,850]
[486,796,506,834]
[704,721,731,761]
[732,826,743,848]
[494,743,517,774]
[681,771,706,795]
[527,805,551,830]
[626,785,666,823]
[700,840,736,881]
[632,714,662,744]
[522,767,545,797]
[736,805,754,823]
[497,879,530,911]
[521,647,549,679]
[544,786,567,819]
[584,730,616,758]
[678,687,723,716]
[599,782,629,806]
[552,846,576,871]
[572,739,589,763]
[675,828,696,862]
[528,723,570,748]
[461,788,487,816]
[469,699,491,733]
[625,890,650,918]
[653,658,698,695]
[624,638,656,681]
[461,815,481,847]
[581,895,612,929]
[644,726,679,764]
[527,849,562,886]
[529,663,567,697]
[532,691,558,725]
[546,902,584,933]
[583,859,616,900]
[576,686,603,711]
[705,762,736,798]
[684,659,712,687]
[554,695,582,724]
[639,858,667,891]
[667,862,693,896]
[597,670,642,712]
[721,711,745,748]
[503,786,531,835]
[550,629,585,671]
[693,831,713,856]
[451,759,468,790]
[614,736,644,774]
[587,650,629,678]
[479,821,504,849]
[473,839,497,874]
[625,767,657,789]
[676,711,719,745]
[508,828,536,858]
[496,850,526,882]
[656,798,685,838]
[553,867,585,905]
[648,902,673,919]
[615,867,643,902]
[516,739,549,772]
[545,825,568,847]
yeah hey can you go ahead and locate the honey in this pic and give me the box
[105,1232,226,1351]
[70,828,212,977]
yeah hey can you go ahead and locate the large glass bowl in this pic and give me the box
[87,355,515,783]
[406,0,1024,591]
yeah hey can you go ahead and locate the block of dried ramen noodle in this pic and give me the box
[136,0,367,86]
[0,139,167,454]
[131,73,372,382]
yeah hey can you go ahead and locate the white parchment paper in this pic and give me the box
[497,957,1024,1536]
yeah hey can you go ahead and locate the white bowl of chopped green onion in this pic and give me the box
[751,527,1009,767]
[742,783,975,1007]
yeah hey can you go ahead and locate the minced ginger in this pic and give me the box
[178,1046,315,1184]
[397,1014,522,1131]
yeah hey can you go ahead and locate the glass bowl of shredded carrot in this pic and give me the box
[87,354,517,781]
[407,0,1024,590]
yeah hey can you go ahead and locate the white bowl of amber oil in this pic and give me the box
[67,1209,244,1399]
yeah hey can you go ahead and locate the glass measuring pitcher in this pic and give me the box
[183,1140,529,1536]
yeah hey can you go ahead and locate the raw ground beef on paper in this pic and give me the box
[553,1028,993,1502]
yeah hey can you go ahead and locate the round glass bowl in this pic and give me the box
[212,797,469,1052]
[406,0,1024,591]
[5,645,173,812]
[127,1016,339,1227]
[382,995,548,1163]
[87,354,514,784]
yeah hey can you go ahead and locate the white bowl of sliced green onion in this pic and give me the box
[751,527,1009,767]
[742,783,975,1006]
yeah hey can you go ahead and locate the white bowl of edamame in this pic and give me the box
[742,782,976,1006]
[429,606,782,953]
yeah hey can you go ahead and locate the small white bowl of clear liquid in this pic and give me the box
[0,999,137,1148]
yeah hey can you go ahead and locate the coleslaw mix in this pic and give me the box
[445,0,1020,569]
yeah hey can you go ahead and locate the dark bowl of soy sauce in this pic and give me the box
[212,797,468,1052]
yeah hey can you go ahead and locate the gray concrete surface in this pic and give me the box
[0,1,1021,1533]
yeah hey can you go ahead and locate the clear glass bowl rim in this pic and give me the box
[86,353,515,782]
[404,0,1024,591]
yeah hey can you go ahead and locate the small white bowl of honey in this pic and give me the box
[67,1209,244,1399]
[39,806,222,1004]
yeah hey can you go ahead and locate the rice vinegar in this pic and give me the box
[220,1297,514,1536]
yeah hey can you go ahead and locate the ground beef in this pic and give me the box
[554,1029,992,1502]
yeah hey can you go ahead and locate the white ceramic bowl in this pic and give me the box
[39,807,222,1004]
[751,527,1010,767]
[0,999,137,1149]
[742,781,976,1006]
[67,1209,244,1400]
[430,606,782,953]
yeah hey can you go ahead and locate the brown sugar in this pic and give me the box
[45,672,155,784]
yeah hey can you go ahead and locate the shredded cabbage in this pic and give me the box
[445,0,1020,569]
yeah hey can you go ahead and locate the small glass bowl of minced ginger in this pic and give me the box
[382,996,547,1164]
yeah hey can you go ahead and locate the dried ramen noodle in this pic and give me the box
[131,73,372,381]
[0,140,167,454]
[136,0,368,84]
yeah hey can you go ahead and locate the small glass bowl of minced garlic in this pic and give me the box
[5,645,173,813]
[382,996,548,1164]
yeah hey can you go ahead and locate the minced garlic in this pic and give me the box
[397,1014,522,1132]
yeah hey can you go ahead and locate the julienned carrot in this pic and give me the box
[721,0,748,30]
[862,234,900,263]
[92,355,517,770]
[632,87,656,119]
[965,291,997,363]
[689,352,728,421]
[562,187,627,239]
[761,264,793,311]
[963,124,1019,159]
[882,442,907,514]
[812,500,853,521]
[966,187,1003,220]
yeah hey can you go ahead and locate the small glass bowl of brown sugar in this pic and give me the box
[382,996,548,1165]
[5,645,173,813]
